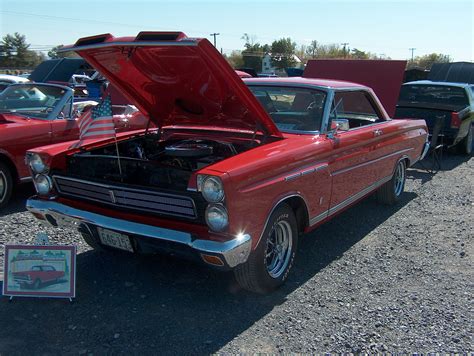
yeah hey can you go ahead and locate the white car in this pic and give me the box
[0,74,29,92]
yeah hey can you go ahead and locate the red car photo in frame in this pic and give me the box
[3,245,76,299]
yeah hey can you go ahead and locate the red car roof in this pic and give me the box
[243,76,368,89]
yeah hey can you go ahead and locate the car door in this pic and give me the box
[326,90,388,211]
[49,97,80,143]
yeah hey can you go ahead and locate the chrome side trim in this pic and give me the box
[308,174,393,226]
[26,198,251,268]
[309,210,328,226]
[284,163,328,182]
[332,148,413,176]
[20,176,33,183]
[328,175,392,216]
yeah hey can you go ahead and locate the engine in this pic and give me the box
[63,135,248,191]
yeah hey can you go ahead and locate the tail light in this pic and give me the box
[451,112,462,128]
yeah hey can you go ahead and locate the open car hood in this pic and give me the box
[62,32,281,137]
[29,58,91,84]
[303,59,407,117]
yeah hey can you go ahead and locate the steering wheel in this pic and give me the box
[306,101,322,111]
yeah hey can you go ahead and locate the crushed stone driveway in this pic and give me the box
[0,154,472,354]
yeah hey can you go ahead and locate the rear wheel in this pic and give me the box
[377,160,406,205]
[234,204,298,294]
[0,162,13,209]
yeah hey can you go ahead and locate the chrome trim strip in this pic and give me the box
[332,148,413,176]
[309,211,328,226]
[284,163,328,182]
[328,175,392,216]
[26,198,251,268]
[308,174,393,226]
[20,177,33,183]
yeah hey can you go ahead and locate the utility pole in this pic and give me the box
[210,33,220,47]
[409,48,416,62]
[342,43,349,58]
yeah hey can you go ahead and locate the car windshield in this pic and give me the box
[0,84,67,119]
[399,84,469,111]
[248,86,327,132]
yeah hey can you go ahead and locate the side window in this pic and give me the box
[58,97,72,119]
[329,91,384,129]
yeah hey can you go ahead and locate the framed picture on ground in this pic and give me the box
[2,245,76,299]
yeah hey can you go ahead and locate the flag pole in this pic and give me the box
[114,128,123,180]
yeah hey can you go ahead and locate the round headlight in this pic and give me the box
[202,176,224,203]
[29,154,47,174]
[34,174,52,195]
[205,204,229,232]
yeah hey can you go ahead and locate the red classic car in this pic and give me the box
[26,32,429,293]
[12,265,65,289]
[0,82,149,208]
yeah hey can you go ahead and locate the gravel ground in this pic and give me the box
[0,154,472,354]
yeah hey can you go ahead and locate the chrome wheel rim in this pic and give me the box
[265,220,293,278]
[394,162,405,197]
[0,171,6,203]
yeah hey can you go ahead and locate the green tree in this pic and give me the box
[409,53,451,70]
[270,38,297,69]
[241,33,267,72]
[306,40,319,59]
[48,45,78,59]
[225,50,244,68]
[0,32,44,68]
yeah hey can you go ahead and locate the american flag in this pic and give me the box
[74,95,115,146]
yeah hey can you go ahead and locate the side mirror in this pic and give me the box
[330,119,350,131]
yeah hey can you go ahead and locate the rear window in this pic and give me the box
[399,84,469,110]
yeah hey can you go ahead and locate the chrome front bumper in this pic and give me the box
[419,141,430,161]
[26,198,252,268]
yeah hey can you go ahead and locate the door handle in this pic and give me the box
[373,129,383,137]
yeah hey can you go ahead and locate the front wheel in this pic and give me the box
[0,162,13,209]
[377,160,406,205]
[234,203,298,294]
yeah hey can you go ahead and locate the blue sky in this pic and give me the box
[1,0,473,61]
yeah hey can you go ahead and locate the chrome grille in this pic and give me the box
[53,176,196,219]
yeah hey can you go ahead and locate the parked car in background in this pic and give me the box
[0,82,148,208]
[12,265,65,289]
[26,32,428,293]
[395,81,474,154]
[0,74,29,92]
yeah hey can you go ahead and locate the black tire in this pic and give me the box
[0,162,13,209]
[234,203,298,294]
[80,232,104,250]
[377,160,406,205]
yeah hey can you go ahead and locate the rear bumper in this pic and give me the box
[26,197,252,269]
